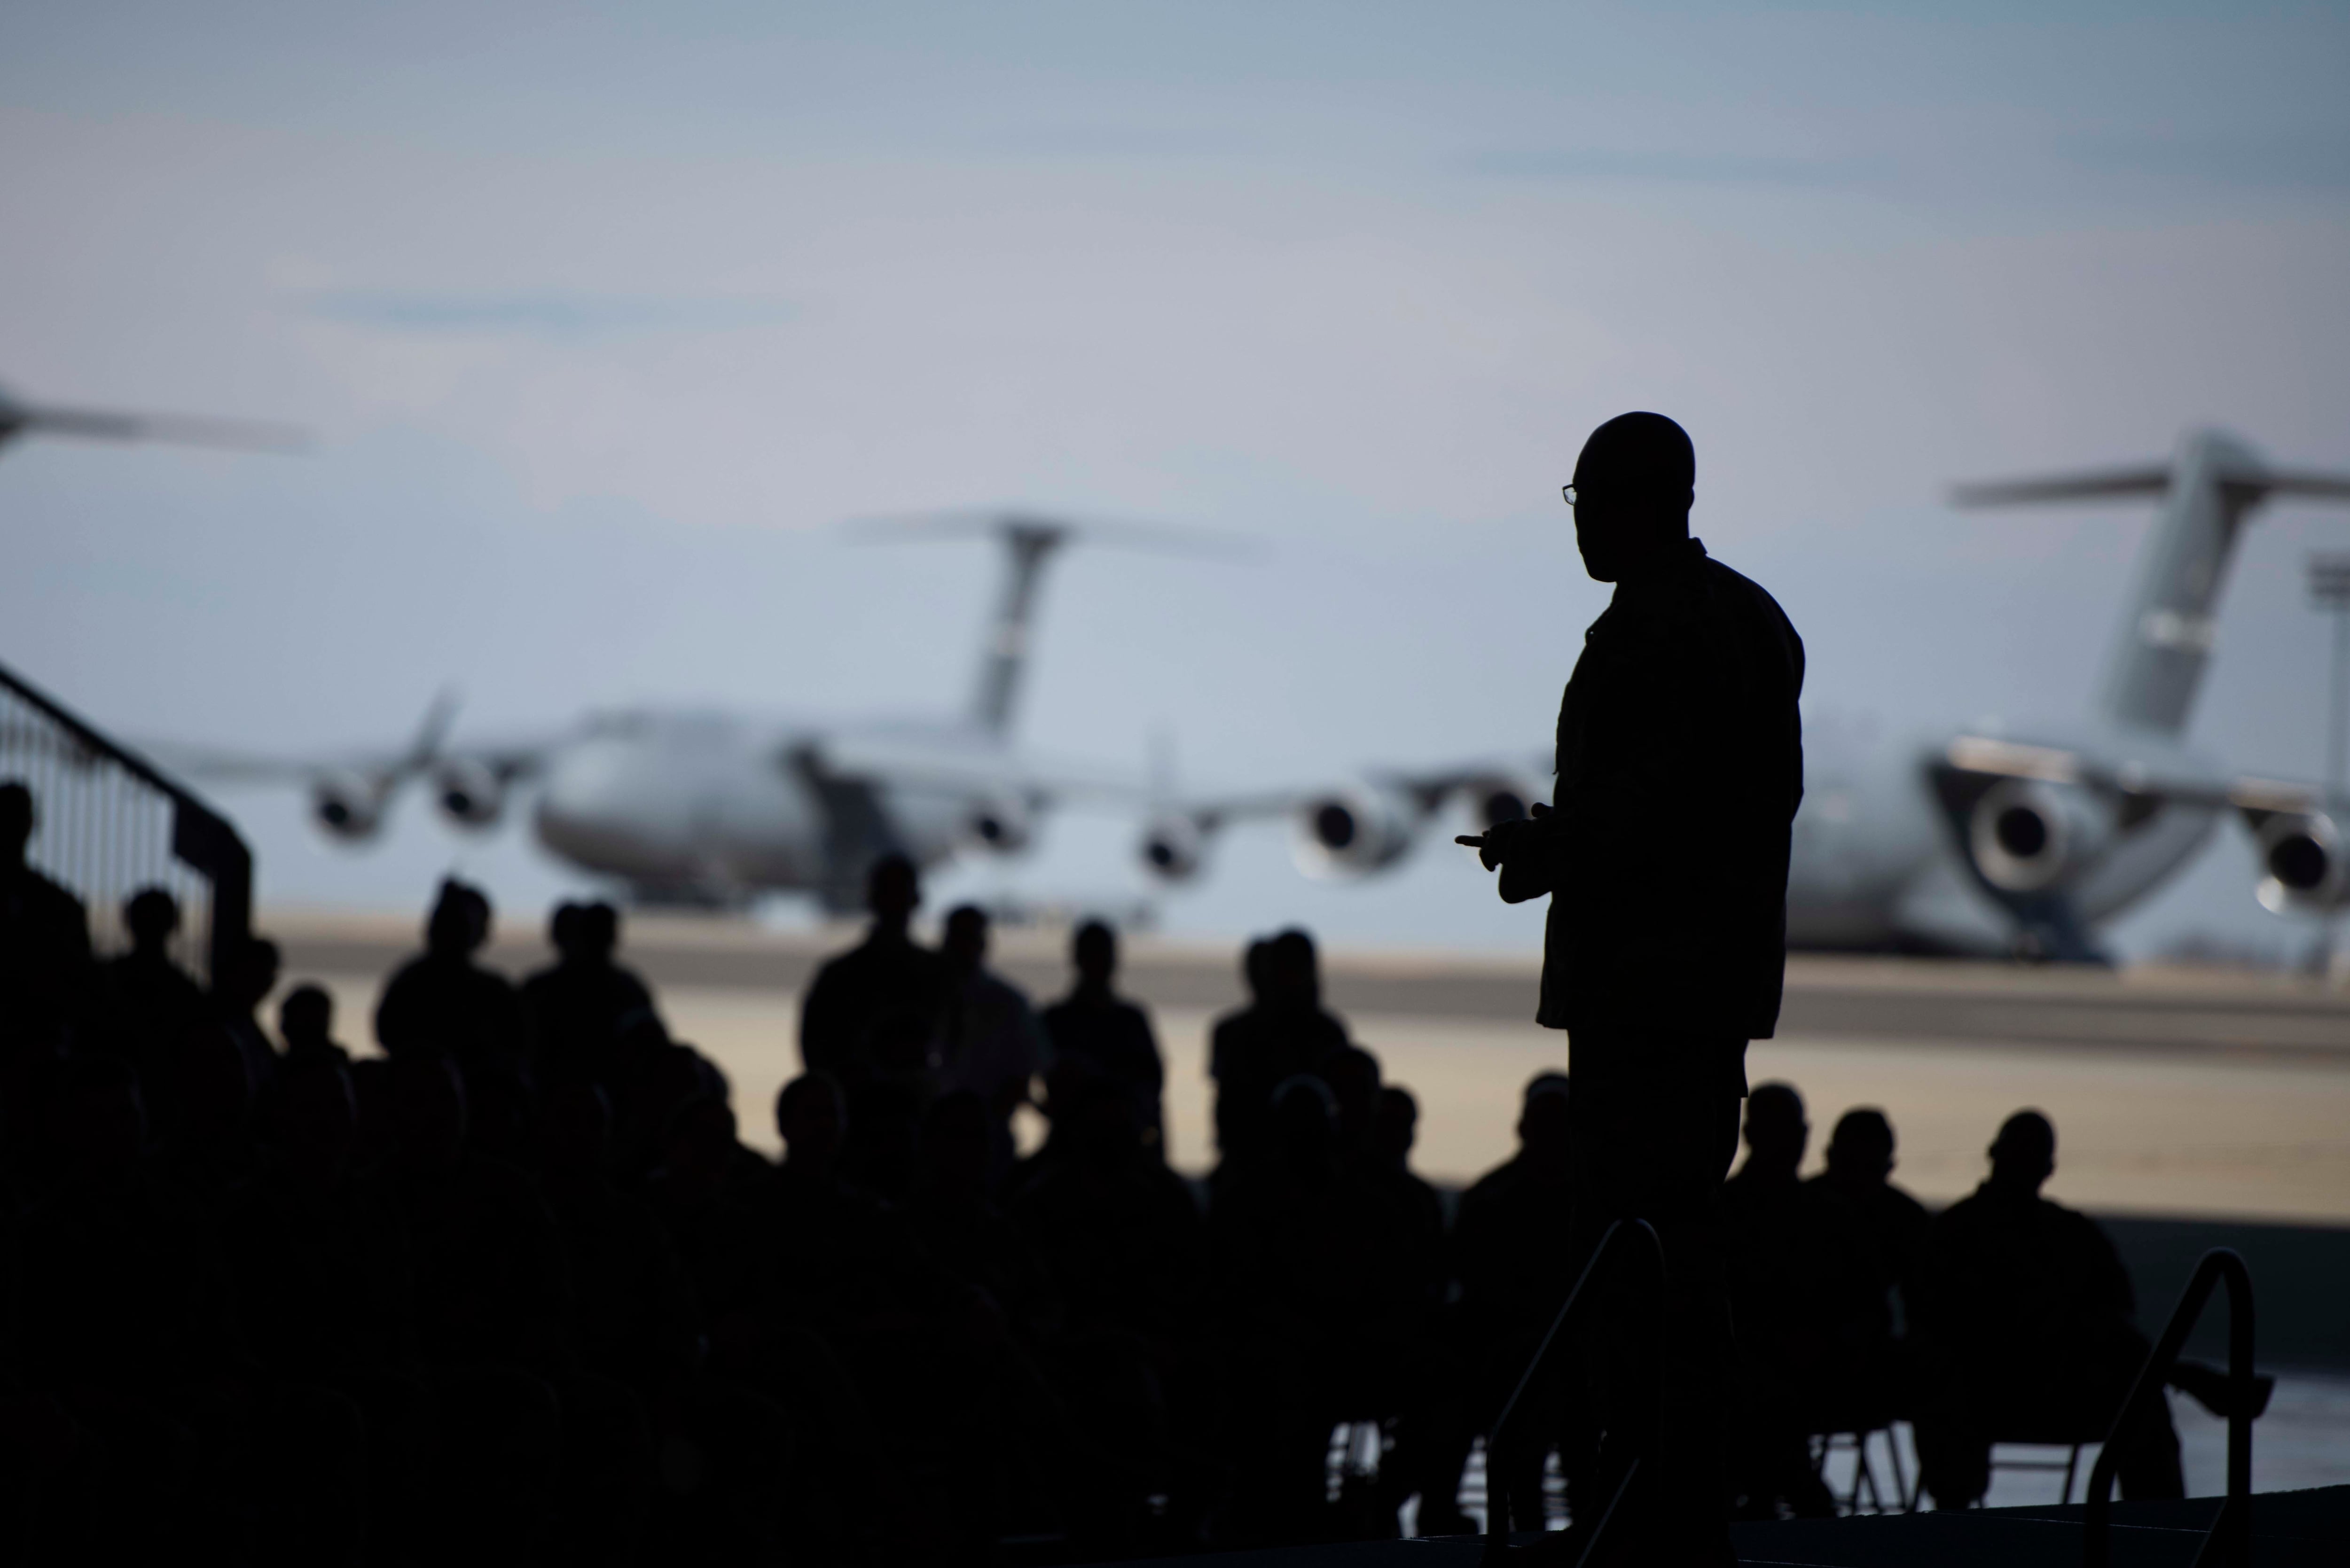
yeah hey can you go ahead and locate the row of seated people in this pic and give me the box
[0,786,2257,1560]
[1717,1083,2264,1518]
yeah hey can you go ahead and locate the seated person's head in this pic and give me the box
[1519,1072,1571,1159]
[867,853,920,925]
[776,1071,846,1173]
[426,878,492,958]
[1266,928,1321,1008]
[584,901,621,958]
[125,886,180,952]
[218,936,281,1014]
[1988,1109,2056,1194]
[1825,1108,1896,1183]
[1569,411,1695,583]
[548,901,585,958]
[1370,1084,1418,1169]
[1741,1081,1808,1174]
[1241,936,1274,1000]
[277,981,334,1050]
[1072,919,1117,987]
[943,904,989,976]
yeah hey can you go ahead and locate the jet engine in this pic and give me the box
[965,796,1035,855]
[2253,811,2345,913]
[1462,772,1545,831]
[1293,784,1421,879]
[1137,814,1207,883]
[311,772,385,841]
[1965,778,2114,894]
[434,758,506,829]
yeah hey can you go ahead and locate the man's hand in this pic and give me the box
[1456,801,1552,871]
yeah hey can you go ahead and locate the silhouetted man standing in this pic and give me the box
[1466,412,1804,1561]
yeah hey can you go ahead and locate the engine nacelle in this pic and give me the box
[1137,814,1207,883]
[964,796,1035,856]
[2254,811,2345,913]
[1966,778,2114,894]
[434,758,506,829]
[1293,784,1420,879]
[311,772,385,841]
[1462,772,1546,830]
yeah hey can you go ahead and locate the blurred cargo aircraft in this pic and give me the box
[147,432,2350,957]
[163,515,1175,912]
[1138,429,2350,959]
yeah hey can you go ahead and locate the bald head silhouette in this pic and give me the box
[1571,411,1696,583]
[1988,1108,2056,1195]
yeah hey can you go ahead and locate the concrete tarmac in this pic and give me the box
[269,908,2350,1224]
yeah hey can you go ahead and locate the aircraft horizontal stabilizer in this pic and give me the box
[1950,466,2171,507]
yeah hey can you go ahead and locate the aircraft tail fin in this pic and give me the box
[852,511,1246,739]
[1954,430,2350,736]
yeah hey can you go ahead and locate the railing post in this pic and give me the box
[2082,1248,2254,1568]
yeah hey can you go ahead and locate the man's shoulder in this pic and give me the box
[1697,553,1800,638]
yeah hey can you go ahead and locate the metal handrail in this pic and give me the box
[2082,1247,2255,1568]
[0,657,251,983]
[1482,1218,1665,1565]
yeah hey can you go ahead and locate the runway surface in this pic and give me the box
[270,909,2350,1225]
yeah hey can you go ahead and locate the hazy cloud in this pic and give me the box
[305,290,795,341]
[1455,146,1892,190]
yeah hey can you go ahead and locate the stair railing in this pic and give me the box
[1482,1217,1664,1566]
[2082,1247,2254,1568]
[0,657,251,986]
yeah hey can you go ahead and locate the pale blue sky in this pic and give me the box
[3,1,2347,957]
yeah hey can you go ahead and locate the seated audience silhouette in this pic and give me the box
[522,899,654,1082]
[0,778,91,1052]
[373,878,527,1070]
[1039,919,1166,1155]
[1443,1072,1578,1532]
[1208,928,1347,1181]
[212,932,282,1091]
[277,981,354,1071]
[799,853,946,1080]
[938,903,1046,1185]
[1010,1069,1211,1546]
[90,886,206,1060]
[1807,1107,1931,1347]
[1720,1082,1849,1519]
[1914,1109,2185,1508]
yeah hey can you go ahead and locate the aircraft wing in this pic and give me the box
[1136,754,1551,881]
[808,730,1143,805]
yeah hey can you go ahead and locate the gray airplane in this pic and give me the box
[1140,430,2350,959]
[166,516,1157,911]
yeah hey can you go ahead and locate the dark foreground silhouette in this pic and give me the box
[0,831,2238,1564]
